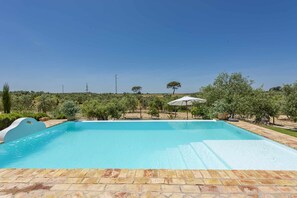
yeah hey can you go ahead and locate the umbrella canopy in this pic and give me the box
[168,96,206,119]
[168,96,206,106]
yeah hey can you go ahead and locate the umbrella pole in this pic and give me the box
[186,101,188,120]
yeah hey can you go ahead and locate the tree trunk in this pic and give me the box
[140,106,142,119]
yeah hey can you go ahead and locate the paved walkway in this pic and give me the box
[0,169,297,197]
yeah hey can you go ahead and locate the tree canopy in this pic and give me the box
[200,73,253,118]
[282,82,297,122]
[167,81,181,95]
[131,86,142,94]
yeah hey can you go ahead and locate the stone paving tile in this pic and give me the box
[184,178,204,185]
[221,179,240,186]
[180,185,200,193]
[161,184,181,193]
[203,179,222,185]
[142,184,161,192]
[199,185,219,193]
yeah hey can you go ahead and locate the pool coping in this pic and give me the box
[81,119,217,122]
[228,120,297,150]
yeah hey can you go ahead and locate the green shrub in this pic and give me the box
[22,112,49,120]
[120,95,138,112]
[81,100,109,120]
[53,113,67,119]
[0,112,50,130]
[191,105,210,119]
[0,113,22,130]
[60,100,79,120]
[107,102,122,119]
[148,107,159,118]
[81,99,125,120]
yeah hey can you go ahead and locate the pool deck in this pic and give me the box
[0,120,297,197]
[1,169,297,197]
[43,119,67,128]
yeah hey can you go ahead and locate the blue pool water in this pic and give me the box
[1,121,297,170]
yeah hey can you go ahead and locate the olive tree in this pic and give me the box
[120,95,138,112]
[12,94,33,112]
[81,99,125,120]
[283,82,297,122]
[81,100,109,120]
[200,73,253,118]
[34,94,58,113]
[248,89,277,123]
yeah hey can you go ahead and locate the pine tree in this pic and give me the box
[2,83,11,113]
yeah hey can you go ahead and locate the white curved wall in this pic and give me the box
[0,118,46,143]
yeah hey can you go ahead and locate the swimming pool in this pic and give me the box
[1,121,297,170]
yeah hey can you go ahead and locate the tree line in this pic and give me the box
[194,73,297,123]
[1,72,297,127]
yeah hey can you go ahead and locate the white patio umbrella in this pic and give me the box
[168,96,206,119]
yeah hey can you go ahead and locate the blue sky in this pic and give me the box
[0,0,296,93]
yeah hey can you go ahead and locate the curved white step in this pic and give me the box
[178,145,206,169]
[191,142,229,169]
[166,148,186,169]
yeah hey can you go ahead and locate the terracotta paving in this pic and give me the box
[1,120,297,196]
[43,119,67,128]
[229,121,297,149]
[0,169,297,197]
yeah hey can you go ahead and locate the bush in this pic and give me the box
[149,96,164,111]
[120,95,138,112]
[81,100,109,120]
[54,113,67,119]
[60,100,79,120]
[191,105,210,119]
[148,107,159,118]
[107,102,122,119]
[82,100,125,120]
[51,108,67,119]
[0,112,50,130]
[0,113,22,130]
[22,112,49,120]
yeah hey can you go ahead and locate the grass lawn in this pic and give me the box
[262,125,297,138]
